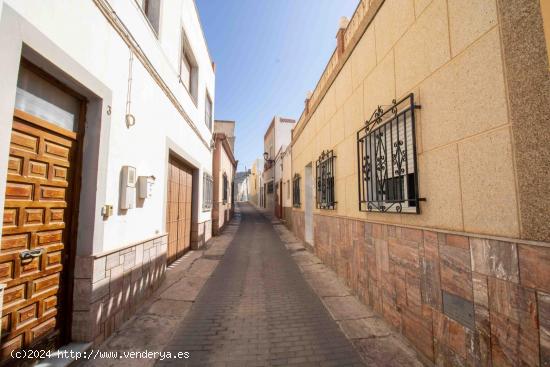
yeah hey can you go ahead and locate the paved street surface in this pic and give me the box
[158,204,365,367]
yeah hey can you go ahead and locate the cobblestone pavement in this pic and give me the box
[157,203,366,367]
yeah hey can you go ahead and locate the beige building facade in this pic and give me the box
[290,0,550,365]
[212,121,237,235]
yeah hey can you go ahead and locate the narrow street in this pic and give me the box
[158,203,365,366]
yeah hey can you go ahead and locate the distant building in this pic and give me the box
[234,171,250,202]
[249,158,264,207]
[212,121,237,235]
[262,116,296,217]
[214,120,236,153]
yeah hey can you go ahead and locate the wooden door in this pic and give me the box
[1,109,80,358]
[166,157,193,264]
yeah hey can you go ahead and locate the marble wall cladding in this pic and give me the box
[283,207,293,231]
[293,213,549,366]
[72,235,168,345]
[291,210,305,242]
[191,220,212,250]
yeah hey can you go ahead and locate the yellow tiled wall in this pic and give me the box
[292,0,521,238]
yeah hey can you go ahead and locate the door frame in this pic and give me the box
[165,153,196,264]
[305,163,313,245]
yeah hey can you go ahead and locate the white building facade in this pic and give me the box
[0,0,214,357]
[262,116,295,216]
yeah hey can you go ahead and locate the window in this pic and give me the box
[138,0,161,35]
[205,93,213,130]
[181,52,192,92]
[357,93,421,213]
[203,173,213,211]
[180,30,198,102]
[223,173,228,204]
[293,174,301,208]
[267,181,274,193]
[316,150,336,210]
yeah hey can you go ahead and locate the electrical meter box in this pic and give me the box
[138,176,155,199]
[120,166,136,209]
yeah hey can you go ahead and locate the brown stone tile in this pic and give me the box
[518,244,550,293]
[470,238,519,282]
[439,244,473,301]
[490,311,540,367]
[421,231,442,310]
[401,227,423,244]
[375,238,390,275]
[433,309,474,363]
[488,277,540,366]
[446,234,470,250]
[405,272,422,309]
[393,265,408,308]
[488,277,538,327]
[372,223,388,239]
[538,291,550,366]
[382,295,402,330]
[388,238,420,271]
[402,307,434,362]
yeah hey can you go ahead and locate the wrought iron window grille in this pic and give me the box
[293,174,301,208]
[316,150,336,210]
[357,93,424,213]
[222,173,228,204]
[202,173,213,211]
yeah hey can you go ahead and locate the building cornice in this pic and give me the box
[292,0,385,145]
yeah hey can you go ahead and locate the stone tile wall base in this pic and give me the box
[289,211,549,366]
[191,220,212,250]
[283,206,293,231]
[72,235,168,345]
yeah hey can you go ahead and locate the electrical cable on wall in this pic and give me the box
[125,49,136,128]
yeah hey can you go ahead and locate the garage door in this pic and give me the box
[166,156,193,264]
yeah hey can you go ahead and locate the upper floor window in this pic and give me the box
[205,93,213,130]
[180,30,198,103]
[357,93,421,213]
[137,0,161,36]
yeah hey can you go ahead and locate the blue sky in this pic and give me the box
[196,0,359,171]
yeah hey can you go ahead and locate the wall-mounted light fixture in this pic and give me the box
[263,152,274,164]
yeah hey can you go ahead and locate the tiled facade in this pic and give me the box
[290,212,550,366]
[72,235,167,345]
[191,220,212,250]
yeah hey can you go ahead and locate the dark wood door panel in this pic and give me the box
[166,157,193,264]
[1,110,78,360]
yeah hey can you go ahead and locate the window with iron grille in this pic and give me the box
[267,181,273,193]
[316,150,336,210]
[202,173,213,211]
[357,93,421,213]
[223,173,228,204]
[293,174,301,208]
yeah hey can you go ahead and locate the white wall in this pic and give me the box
[0,0,215,254]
